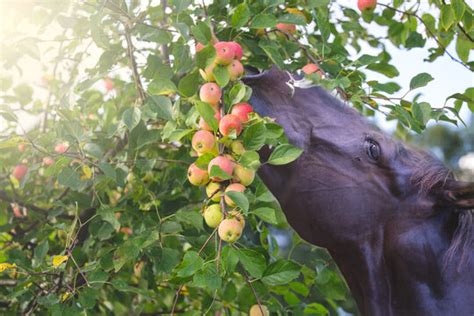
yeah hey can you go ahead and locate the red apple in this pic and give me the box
[276,23,296,33]
[104,77,114,91]
[228,41,243,60]
[302,63,322,75]
[224,183,246,207]
[199,111,221,131]
[358,0,377,11]
[214,42,235,65]
[199,82,222,106]
[54,143,69,154]
[12,164,28,181]
[18,143,26,152]
[188,163,209,186]
[218,218,243,242]
[196,42,205,52]
[228,210,245,229]
[219,114,242,137]
[42,157,55,166]
[208,156,234,181]
[192,130,216,155]
[231,103,253,123]
[12,205,23,218]
[228,60,244,81]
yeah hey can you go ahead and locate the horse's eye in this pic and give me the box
[366,140,381,161]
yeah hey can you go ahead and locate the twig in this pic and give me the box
[124,27,146,105]
[241,268,265,315]
[160,0,170,63]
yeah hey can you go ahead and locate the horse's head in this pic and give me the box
[244,67,474,248]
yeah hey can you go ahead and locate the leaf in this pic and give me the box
[178,71,200,97]
[304,303,329,315]
[243,121,266,150]
[259,43,285,69]
[373,82,401,94]
[232,3,251,28]
[238,248,266,278]
[366,63,399,78]
[57,167,82,190]
[196,101,218,131]
[225,191,249,213]
[267,144,303,165]
[213,65,230,87]
[221,246,239,273]
[0,263,16,273]
[196,45,216,69]
[34,241,49,267]
[192,264,222,290]
[229,83,247,105]
[145,96,173,121]
[440,5,455,30]
[455,34,471,63]
[209,165,233,181]
[191,21,212,44]
[113,239,140,272]
[412,102,431,125]
[122,107,141,130]
[409,72,434,90]
[52,255,68,268]
[452,0,466,21]
[176,251,203,278]
[253,207,278,225]
[262,260,300,286]
[148,79,177,95]
[250,14,277,28]
[238,150,261,170]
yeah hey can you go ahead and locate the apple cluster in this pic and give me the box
[187,40,256,244]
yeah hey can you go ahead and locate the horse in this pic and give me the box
[243,66,474,316]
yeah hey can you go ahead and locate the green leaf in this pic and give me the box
[33,241,49,267]
[232,3,251,28]
[267,144,303,165]
[225,191,249,213]
[148,79,177,95]
[455,34,471,63]
[192,264,222,290]
[209,165,233,181]
[250,14,277,28]
[195,101,218,132]
[315,8,331,41]
[238,150,261,170]
[229,83,247,105]
[178,71,200,97]
[121,107,141,130]
[57,167,82,190]
[409,72,434,90]
[196,45,216,69]
[176,251,203,278]
[252,207,278,225]
[366,63,399,78]
[191,21,212,44]
[113,240,140,272]
[213,65,230,87]
[440,5,455,30]
[304,303,329,315]
[412,102,431,125]
[243,121,266,150]
[195,152,214,169]
[145,96,173,121]
[98,162,116,181]
[373,82,401,94]
[259,42,285,69]
[262,260,300,286]
[238,248,266,278]
[221,246,239,273]
[264,123,284,139]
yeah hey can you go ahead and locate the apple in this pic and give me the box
[104,77,114,91]
[231,103,253,123]
[230,140,246,155]
[199,110,221,131]
[42,157,55,166]
[358,0,377,11]
[224,183,246,207]
[228,41,243,60]
[195,42,205,52]
[218,218,243,242]
[206,182,222,202]
[18,143,26,152]
[228,60,244,81]
[54,143,69,154]
[208,156,234,181]
[187,163,209,186]
[276,23,296,33]
[200,82,222,106]
[12,164,28,181]
[213,41,235,65]
[203,204,223,228]
[233,164,255,186]
[192,130,216,155]
[249,304,269,316]
[120,227,133,235]
[219,114,242,137]
[228,210,245,229]
[302,63,322,75]
[12,205,23,218]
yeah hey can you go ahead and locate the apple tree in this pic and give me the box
[0,0,472,314]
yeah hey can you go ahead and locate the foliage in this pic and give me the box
[0,0,472,314]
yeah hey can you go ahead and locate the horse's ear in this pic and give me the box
[443,180,474,209]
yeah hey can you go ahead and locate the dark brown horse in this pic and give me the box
[244,67,474,316]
